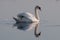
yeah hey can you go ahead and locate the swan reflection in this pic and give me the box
[13,22,41,38]
[14,22,38,31]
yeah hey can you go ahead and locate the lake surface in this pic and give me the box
[0,0,60,40]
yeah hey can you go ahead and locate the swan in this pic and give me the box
[13,6,41,23]
[13,6,41,37]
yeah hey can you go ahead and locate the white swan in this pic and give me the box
[13,6,41,37]
[13,6,41,23]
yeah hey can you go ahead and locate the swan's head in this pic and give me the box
[35,6,41,11]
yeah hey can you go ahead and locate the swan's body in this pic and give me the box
[17,12,39,22]
[13,6,41,37]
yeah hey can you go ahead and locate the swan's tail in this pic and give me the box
[13,17,20,24]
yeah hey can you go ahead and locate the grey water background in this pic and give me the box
[0,0,60,40]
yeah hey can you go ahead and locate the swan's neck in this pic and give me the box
[35,8,39,20]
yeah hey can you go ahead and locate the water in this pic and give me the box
[0,0,60,40]
[0,19,60,40]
